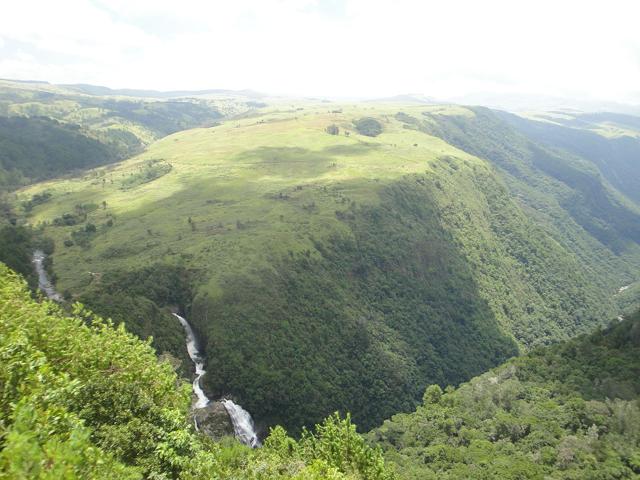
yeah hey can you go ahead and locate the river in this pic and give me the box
[32,250,63,301]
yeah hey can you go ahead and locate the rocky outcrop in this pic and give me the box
[193,401,234,439]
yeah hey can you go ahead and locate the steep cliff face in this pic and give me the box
[192,160,620,433]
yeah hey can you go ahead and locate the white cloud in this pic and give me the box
[0,0,638,102]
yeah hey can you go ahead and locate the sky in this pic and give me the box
[1,0,639,103]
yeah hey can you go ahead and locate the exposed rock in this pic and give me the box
[193,401,234,439]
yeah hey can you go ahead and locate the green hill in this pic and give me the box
[0,116,117,188]
[0,79,253,190]
[369,311,640,479]
[15,103,640,433]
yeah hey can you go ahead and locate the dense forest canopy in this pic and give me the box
[0,116,117,188]
[1,259,638,478]
[370,310,640,479]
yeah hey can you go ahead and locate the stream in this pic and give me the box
[172,313,260,447]
[32,250,63,301]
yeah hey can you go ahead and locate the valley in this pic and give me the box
[2,2,639,477]
[10,94,640,436]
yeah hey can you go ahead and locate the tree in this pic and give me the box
[326,124,340,135]
[423,384,443,405]
[354,117,383,137]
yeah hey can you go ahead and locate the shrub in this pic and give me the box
[326,124,340,135]
[354,117,383,137]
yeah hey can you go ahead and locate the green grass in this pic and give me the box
[20,104,472,292]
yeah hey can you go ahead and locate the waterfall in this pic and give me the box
[173,313,210,408]
[222,399,261,448]
[172,313,260,447]
[32,250,63,301]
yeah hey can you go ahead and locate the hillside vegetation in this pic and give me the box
[370,311,640,479]
[0,262,395,479]
[16,103,640,433]
[0,116,117,188]
[0,79,256,190]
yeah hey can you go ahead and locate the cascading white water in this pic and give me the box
[173,313,210,408]
[32,250,63,301]
[222,399,261,448]
[172,313,260,447]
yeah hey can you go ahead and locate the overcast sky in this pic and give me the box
[1,0,639,103]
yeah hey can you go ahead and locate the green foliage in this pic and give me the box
[77,264,195,375]
[298,413,394,479]
[0,262,396,478]
[370,312,640,479]
[120,159,172,190]
[0,225,34,283]
[22,191,52,213]
[326,124,340,135]
[0,262,197,477]
[498,110,640,204]
[52,213,83,227]
[421,106,640,251]
[0,80,232,191]
[354,117,383,137]
[0,116,117,189]
[216,413,396,480]
[195,176,519,434]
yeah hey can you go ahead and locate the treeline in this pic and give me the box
[497,110,640,205]
[0,262,395,479]
[370,311,640,479]
[416,107,640,252]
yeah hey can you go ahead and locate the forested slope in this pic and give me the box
[498,110,640,204]
[0,116,117,187]
[0,262,395,479]
[370,311,640,479]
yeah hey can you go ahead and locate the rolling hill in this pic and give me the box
[14,102,640,434]
[0,79,259,190]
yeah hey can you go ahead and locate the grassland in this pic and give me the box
[20,104,475,291]
[0,79,251,188]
